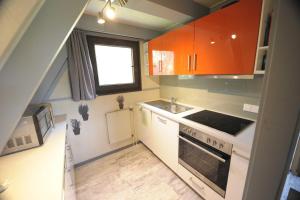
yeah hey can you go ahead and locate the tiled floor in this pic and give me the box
[75,144,203,200]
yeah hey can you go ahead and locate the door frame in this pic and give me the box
[244,0,300,199]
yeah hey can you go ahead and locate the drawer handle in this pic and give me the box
[157,116,167,124]
[190,177,204,190]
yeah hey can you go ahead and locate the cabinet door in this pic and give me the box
[152,113,179,171]
[65,140,76,200]
[225,150,249,200]
[148,36,163,75]
[135,106,153,149]
[160,32,176,75]
[148,32,177,75]
[172,22,195,75]
[194,0,262,75]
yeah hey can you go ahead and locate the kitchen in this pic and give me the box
[0,0,299,200]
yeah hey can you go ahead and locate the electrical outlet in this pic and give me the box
[243,104,259,113]
[251,105,259,113]
[243,104,252,112]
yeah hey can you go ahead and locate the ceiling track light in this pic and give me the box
[97,0,128,24]
[97,11,106,24]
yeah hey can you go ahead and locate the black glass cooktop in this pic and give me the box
[184,110,254,136]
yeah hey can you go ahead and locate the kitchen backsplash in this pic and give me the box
[160,76,263,120]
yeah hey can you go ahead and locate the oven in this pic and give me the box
[178,124,232,197]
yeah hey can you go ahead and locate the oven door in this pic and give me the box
[178,132,231,197]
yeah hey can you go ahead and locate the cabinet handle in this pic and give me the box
[159,60,162,72]
[157,116,167,124]
[178,136,226,163]
[193,53,197,71]
[187,55,191,72]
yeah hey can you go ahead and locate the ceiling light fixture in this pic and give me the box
[105,6,116,20]
[97,12,106,24]
[97,0,128,24]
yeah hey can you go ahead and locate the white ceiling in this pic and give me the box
[84,0,175,31]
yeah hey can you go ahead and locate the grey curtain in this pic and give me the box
[67,29,96,101]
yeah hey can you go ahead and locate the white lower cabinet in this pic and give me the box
[225,149,250,200]
[136,106,249,200]
[135,106,154,150]
[64,138,76,200]
[151,112,179,171]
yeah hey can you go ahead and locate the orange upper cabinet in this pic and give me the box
[148,22,194,75]
[148,35,163,75]
[148,32,176,75]
[194,0,262,75]
[148,0,262,75]
[172,22,195,75]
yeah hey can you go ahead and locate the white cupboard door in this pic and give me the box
[152,113,179,171]
[225,150,249,200]
[135,106,153,149]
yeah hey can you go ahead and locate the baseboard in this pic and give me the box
[74,141,141,168]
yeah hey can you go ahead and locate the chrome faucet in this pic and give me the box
[171,97,177,105]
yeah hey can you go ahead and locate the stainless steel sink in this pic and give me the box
[145,100,192,114]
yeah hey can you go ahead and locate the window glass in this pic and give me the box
[94,45,134,86]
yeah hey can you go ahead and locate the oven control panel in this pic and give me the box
[180,124,232,155]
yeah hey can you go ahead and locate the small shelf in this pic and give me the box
[254,0,274,75]
[254,70,265,75]
[258,46,269,50]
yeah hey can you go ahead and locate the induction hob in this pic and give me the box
[184,110,254,136]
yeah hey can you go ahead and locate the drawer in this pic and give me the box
[177,164,224,200]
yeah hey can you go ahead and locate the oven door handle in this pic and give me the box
[178,135,226,163]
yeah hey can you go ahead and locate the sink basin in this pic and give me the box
[145,100,192,114]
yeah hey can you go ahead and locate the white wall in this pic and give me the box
[45,42,159,164]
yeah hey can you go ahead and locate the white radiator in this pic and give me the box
[105,109,133,144]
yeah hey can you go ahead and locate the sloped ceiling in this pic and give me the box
[0,0,89,152]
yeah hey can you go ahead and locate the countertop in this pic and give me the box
[139,100,256,159]
[0,115,67,200]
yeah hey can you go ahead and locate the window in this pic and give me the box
[87,35,141,95]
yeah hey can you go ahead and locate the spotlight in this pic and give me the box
[97,12,106,24]
[105,6,116,20]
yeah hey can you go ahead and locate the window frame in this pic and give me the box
[87,35,142,96]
